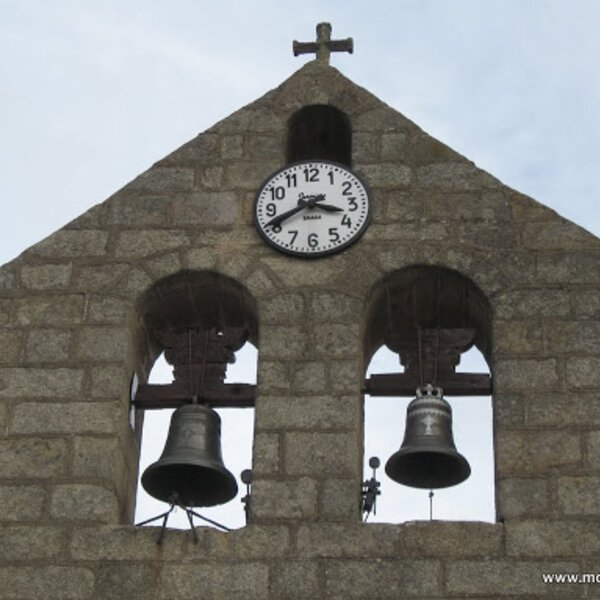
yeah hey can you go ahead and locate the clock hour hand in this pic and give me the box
[315,203,343,212]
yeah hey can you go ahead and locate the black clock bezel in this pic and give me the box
[252,159,371,259]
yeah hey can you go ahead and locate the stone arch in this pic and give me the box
[286,104,352,166]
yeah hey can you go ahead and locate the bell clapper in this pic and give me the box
[361,456,382,521]
[241,469,252,525]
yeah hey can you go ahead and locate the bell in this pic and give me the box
[385,384,470,489]
[142,403,238,507]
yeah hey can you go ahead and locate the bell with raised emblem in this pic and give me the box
[385,384,470,489]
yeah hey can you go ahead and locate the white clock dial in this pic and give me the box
[253,160,371,257]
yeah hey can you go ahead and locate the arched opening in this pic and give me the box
[131,270,258,531]
[362,266,495,523]
[287,104,352,166]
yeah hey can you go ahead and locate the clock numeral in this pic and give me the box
[342,181,353,196]
[271,225,282,233]
[342,214,352,228]
[348,197,358,212]
[303,167,319,183]
[308,233,319,248]
[269,186,286,200]
[328,227,340,242]
[328,171,335,184]
[285,173,298,188]
[266,203,277,217]
[288,230,299,245]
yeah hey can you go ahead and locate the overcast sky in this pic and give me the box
[2,0,599,527]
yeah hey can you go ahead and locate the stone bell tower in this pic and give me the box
[2,22,600,600]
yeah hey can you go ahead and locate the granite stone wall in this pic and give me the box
[1,60,599,598]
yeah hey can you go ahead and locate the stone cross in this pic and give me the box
[293,22,353,64]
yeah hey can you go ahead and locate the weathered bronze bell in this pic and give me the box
[142,403,238,507]
[385,384,470,489]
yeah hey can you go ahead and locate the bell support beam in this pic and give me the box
[133,382,256,410]
[363,372,491,397]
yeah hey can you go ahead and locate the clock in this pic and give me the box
[253,160,371,258]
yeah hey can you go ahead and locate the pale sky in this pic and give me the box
[2,0,599,528]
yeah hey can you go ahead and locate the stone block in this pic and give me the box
[261,257,337,287]
[72,436,121,480]
[95,564,157,600]
[225,162,275,189]
[320,478,359,521]
[522,221,598,250]
[416,162,487,191]
[329,359,362,394]
[256,360,289,394]
[537,252,600,284]
[163,133,219,163]
[291,361,326,393]
[496,429,581,476]
[494,393,525,426]
[0,299,11,326]
[114,229,189,258]
[354,107,413,132]
[197,164,224,188]
[587,430,600,466]
[506,519,600,557]
[271,561,319,599]
[355,163,412,187]
[257,396,358,430]
[494,359,559,392]
[298,524,398,558]
[206,525,290,560]
[244,267,279,297]
[20,263,72,290]
[527,392,600,426]
[494,320,544,354]
[185,246,218,270]
[380,132,408,160]
[497,478,551,519]
[260,325,306,359]
[364,221,448,243]
[252,432,280,474]
[172,192,239,226]
[143,252,182,279]
[218,108,284,133]
[76,263,129,290]
[90,364,130,399]
[309,291,360,323]
[311,322,360,358]
[10,402,115,434]
[547,320,600,353]
[15,295,85,326]
[221,135,243,158]
[383,190,425,222]
[0,329,21,364]
[24,329,72,362]
[0,567,94,599]
[400,521,503,558]
[446,560,580,596]
[50,484,119,523]
[86,295,130,324]
[28,230,107,258]
[409,133,463,163]
[158,563,269,600]
[557,476,600,515]
[128,166,195,193]
[494,289,571,319]
[0,266,16,290]
[0,437,68,478]
[252,477,317,520]
[566,357,600,388]
[76,327,129,361]
[70,525,178,561]
[0,526,65,561]
[324,559,441,598]
[352,132,379,162]
[260,293,305,324]
[0,484,45,521]
[0,367,84,398]
[106,195,170,226]
[573,289,600,318]
[244,134,282,160]
[284,432,357,477]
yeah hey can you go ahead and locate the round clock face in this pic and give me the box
[253,160,370,258]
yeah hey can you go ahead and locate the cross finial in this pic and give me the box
[293,22,353,64]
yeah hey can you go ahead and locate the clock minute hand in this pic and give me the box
[265,202,306,228]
